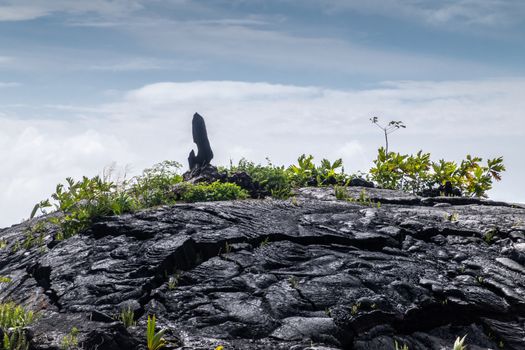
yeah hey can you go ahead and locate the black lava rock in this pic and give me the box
[188,113,213,170]
[1,187,524,349]
[349,178,375,188]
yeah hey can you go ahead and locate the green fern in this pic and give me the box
[0,303,35,329]
[3,328,29,350]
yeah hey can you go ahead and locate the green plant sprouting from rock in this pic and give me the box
[334,185,349,200]
[286,154,347,187]
[147,315,166,350]
[32,175,136,240]
[369,147,505,197]
[29,148,504,243]
[334,187,380,207]
[0,303,36,329]
[128,161,183,207]
[453,335,467,350]
[0,302,36,350]
[179,181,249,202]
[3,328,29,350]
[31,163,248,240]
[167,272,180,290]
[227,158,292,198]
[226,154,351,198]
[394,340,409,350]
[60,327,79,350]
[393,335,468,350]
[119,307,136,328]
[370,117,406,154]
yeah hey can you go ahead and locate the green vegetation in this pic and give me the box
[351,303,361,315]
[21,221,46,250]
[119,307,136,328]
[30,161,250,240]
[334,187,380,207]
[29,143,504,242]
[286,154,347,187]
[167,272,180,290]
[483,228,497,244]
[147,315,166,350]
[259,236,270,247]
[0,302,36,350]
[393,336,470,350]
[370,117,406,154]
[445,212,460,222]
[128,161,183,207]
[324,308,332,317]
[369,147,505,197]
[180,181,248,202]
[288,276,299,289]
[228,158,291,198]
[60,327,79,350]
[3,328,29,350]
[224,241,232,254]
[0,303,36,329]
[225,154,350,198]
[334,185,349,200]
[353,189,377,207]
[394,340,409,350]
[32,175,136,240]
[453,335,467,350]
[10,242,21,253]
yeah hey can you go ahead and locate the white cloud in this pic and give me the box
[0,0,143,21]
[336,141,368,171]
[0,56,13,64]
[0,2,507,79]
[313,0,525,28]
[0,5,48,21]
[121,19,497,79]
[0,82,19,88]
[1,79,524,227]
[87,58,200,72]
[2,0,523,37]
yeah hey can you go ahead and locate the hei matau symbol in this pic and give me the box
[188,113,214,170]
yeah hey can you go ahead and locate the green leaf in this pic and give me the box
[147,315,166,350]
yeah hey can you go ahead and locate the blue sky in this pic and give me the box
[1,0,524,226]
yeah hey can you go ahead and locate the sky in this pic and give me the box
[1,0,524,227]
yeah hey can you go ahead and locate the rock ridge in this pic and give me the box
[0,187,524,349]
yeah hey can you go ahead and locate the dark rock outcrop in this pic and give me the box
[188,113,214,170]
[182,164,226,184]
[348,178,375,188]
[226,171,265,198]
[1,187,525,349]
[419,181,462,198]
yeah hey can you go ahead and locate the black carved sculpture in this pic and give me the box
[188,113,213,170]
[182,112,261,196]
